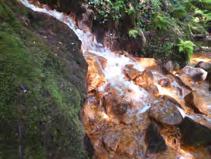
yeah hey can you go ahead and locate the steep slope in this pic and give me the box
[0,0,88,158]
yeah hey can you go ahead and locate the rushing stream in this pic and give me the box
[20,0,211,158]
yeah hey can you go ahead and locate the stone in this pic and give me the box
[195,61,211,72]
[182,66,207,82]
[135,70,154,88]
[158,78,171,87]
[184,91,211,115]
[195,61,211,91]
[178,117,211,147]
[117,136,136,156]
[145,122,167,154]
[86,55,106,92]
[102,131,121,151]
[162,61,174,73]
[124,64,141,80]
[78,4,94,31]
[149,96,183,125]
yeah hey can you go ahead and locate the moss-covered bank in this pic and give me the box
[0,0,88,158]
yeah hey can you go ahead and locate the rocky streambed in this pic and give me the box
[20,1,211,159]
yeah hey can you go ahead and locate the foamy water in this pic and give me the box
[19,1,208,158]
[20,0,150,105]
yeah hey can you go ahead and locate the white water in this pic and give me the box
[20,0,150,106]
[19,1,203,158]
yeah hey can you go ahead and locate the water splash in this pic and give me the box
[20,0,149,104]
[19,1,211,158]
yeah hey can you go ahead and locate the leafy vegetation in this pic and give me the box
[87,0,209,63]
[178,40,196,61]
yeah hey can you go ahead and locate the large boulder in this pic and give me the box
[149,96,183,125]
[178,117,211,147]
[184,91,211,115]
[182,66,207,82]
[195,61,211,91]
[0,1,88,158]
[195,61,211,73]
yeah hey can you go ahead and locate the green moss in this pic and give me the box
[0,0,87,158]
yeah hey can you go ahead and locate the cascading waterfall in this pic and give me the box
[20,0,152,110]
[19,0,211,159]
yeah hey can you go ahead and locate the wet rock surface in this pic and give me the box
[19,1,211,159]
[145,122,167,154]
[149,96,183,125]
[182,66,208,82]
[179,117,211,147]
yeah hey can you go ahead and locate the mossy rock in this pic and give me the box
[0,0,88,158]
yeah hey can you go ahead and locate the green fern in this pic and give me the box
[178,40,196,61]
[152,14,171,30]
[128,28,140,38]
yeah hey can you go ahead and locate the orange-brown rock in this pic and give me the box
[86,55,106,92]
[184,91,211,115]
[124,64,142,80]
[102,131,121,151]
[135,70,154,88]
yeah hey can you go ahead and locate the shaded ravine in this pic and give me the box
[20,0,211,159]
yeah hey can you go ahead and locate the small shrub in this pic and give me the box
[128,28,140,38]
[178,39,196,61]
[152,14,171,30]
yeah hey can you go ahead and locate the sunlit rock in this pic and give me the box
[184,91,211,115]
[195,61,211,73]
[135,70,154,88]
[86,55,106,92]
[182,66,207,82]
[149,96,183,125]
[124,64,141,80]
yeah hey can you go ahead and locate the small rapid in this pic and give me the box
[19,1,211,159]
[20,0,151,108]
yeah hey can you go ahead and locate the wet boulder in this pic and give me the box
[78,4,94,31]
[196,61,211,91]
[195,61,211,73]
[145,122,167,153]
[102,92,130,121]
[86,55,106,92]
[102,131,121,151]
[178,117,211,147]
[184,91,211,115]
[149,96,183,125]
[124,64,142,80]
[135,70,154,88]
[182,66,207,82]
